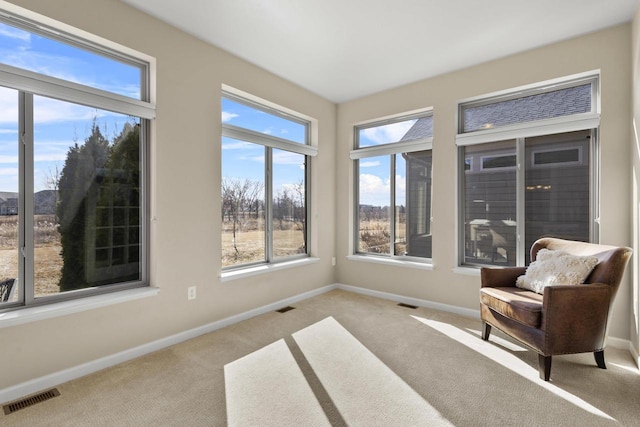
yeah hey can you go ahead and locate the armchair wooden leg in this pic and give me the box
[538,354,552,381]
[594,350,606,369]
[481,322,491,341]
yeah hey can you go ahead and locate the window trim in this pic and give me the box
[456,71,599,146]
[456,73,600,268]
[352,110,434,262]
[0,5,155,312]
[221,90,313,271]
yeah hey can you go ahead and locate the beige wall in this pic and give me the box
[0,0,636,393]
[336,24,633,339]
[631,8,640,361]
[0,0,336,390]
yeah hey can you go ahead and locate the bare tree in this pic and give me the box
[292,179,306,251]
[221,177,263,258]
[44,162,62,220]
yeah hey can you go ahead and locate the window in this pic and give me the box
[458,74,598,267]
[0,10,154,310]
[352,112,433,260]
[221,92,315,269]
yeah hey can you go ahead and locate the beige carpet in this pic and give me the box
[2,289,640,426]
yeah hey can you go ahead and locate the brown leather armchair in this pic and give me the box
[479,237,632,381]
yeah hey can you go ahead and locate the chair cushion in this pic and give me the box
[480,287,543,328]
[516,249,598,294]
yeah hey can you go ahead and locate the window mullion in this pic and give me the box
[19,92,34,304]
[265,147,273,262]
[515,138,525,266]
[390,155,396,257]
[590,129,600,242]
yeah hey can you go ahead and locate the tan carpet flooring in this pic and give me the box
[2,289,640,426]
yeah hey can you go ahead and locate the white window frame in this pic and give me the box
[351,110,434,263]
[456,72,600,268]
[531,146,583,168]
[221,90,315,271]
[0,4,155,312]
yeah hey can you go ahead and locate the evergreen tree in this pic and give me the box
[57,122,110,291]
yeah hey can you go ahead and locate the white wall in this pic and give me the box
[335,24,633,341]
[0,0,337,391]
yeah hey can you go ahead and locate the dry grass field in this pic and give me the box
[0,214,62,301]
[358,219,406,254]
[221,218,305,267]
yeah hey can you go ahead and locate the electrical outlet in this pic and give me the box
[331,257,336,266]
[187,286,196,300]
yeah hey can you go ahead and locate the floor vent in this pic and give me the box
[276,306,295,313]
[3,388,60,415]
[397,302,418,309]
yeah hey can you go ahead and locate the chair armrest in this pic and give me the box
[541,283,611,351]
[480,267,527,288]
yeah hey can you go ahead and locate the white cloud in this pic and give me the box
[361,120,416,146]
[359,173,389,206]
[0,155,18,164]
[0,24,30,42]
[222,112,238,123]
[273,151,303,166]
[359,173,407,207]
[360,160,380,168]
[0,167,18,176]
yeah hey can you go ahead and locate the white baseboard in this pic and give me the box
[0,284,338,405]
[335,283,481,319]
[629,342,640,368]
[2,282,635,404]
[605,335,632,351]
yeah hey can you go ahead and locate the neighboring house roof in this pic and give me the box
[401,116,433,142]
[462,84,591,132]
[0,191,18,203]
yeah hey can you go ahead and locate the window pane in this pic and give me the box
[358,116,432,148]
[33,96,141,297]
[358,156,390,254]
[222,97,307,144]
[463,140,517,266]
[0,22,143,100]
[0,87,19,305]
[272,150,306,259]
[400,150,432,258]
[221,138,265,267]
[462,83,592,133]
[524,130,591,263]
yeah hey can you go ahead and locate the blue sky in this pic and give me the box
[221,97,306,199]
[356,120,416,207]
[222,99,417,207]
[0,22,140,193]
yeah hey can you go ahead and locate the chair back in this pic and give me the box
[531,237,632,298]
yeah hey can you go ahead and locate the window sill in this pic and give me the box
[346,255,433,270]
[0,287,159,329]
[221,257,320,282]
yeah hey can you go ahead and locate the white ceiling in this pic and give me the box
[121,0,638,103]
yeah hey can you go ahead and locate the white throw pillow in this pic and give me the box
[516,248,599,294]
